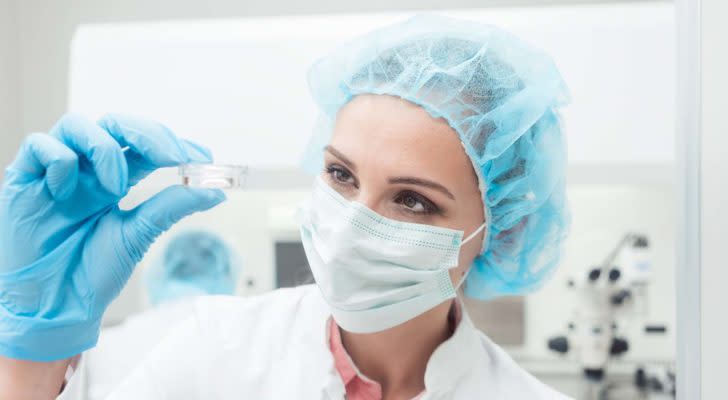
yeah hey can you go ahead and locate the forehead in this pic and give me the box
[330,94,476,183]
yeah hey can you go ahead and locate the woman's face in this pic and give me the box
[321,94,486,283]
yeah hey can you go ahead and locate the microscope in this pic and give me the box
[547,233,674,399]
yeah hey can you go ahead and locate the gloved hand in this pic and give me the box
[0,114,226,361]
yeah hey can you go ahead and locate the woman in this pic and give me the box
[0,14,570,399]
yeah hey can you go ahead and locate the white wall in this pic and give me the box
[0,0,20,169]
[700,0,728,397]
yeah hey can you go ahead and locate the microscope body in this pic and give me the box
[548,234,649,380]
[549,266,630,380]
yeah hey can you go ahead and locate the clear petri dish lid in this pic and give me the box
[179,164,248,189]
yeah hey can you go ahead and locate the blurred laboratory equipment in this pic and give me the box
[548,233,673,399]
[634,365,676,398]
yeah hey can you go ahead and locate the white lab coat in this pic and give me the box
[60,285,571,399]
[82,298,200,400]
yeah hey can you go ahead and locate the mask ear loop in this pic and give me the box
[455,265,472,291]
[455,221,487,291]
[462,222,487,245]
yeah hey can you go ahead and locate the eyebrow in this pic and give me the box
[325,145,357,171]
[325,145,455,200]
[388,176,455,200]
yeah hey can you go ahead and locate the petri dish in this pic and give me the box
[179,164,247,189]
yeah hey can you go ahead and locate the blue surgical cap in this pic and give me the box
[302,14,570,299]
[146,230,239,305]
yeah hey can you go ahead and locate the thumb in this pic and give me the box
[125,185,226,249]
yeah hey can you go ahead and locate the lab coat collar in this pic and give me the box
[423,296,484,395]
[305,287,344,399]
[306,288,486,399]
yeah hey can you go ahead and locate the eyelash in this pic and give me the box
[326,164,357,188]
[324,164,442,216]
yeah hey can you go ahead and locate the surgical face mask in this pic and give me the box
[299,177,486,333]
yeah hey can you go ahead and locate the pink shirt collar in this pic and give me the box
[327,301,462,400]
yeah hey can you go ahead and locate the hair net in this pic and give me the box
[302,14,570,299]
[146,230,239,305]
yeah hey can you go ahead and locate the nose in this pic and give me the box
[351,189,378,211]
[348,187,389,217]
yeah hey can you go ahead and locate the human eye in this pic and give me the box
[394,190,441,216]
[325,164,357,188]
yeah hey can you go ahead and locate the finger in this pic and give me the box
[126,186,226,244]
[97,114,213,185]
[121,138,212,187]
[7,133,79,200]
[49,113,128,196]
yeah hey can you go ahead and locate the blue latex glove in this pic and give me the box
[0,114,227,361]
